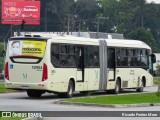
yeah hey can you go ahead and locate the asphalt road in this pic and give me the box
[0,79,4,83]
[0,85,159,120]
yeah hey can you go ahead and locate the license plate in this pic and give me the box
[20,86,29,89]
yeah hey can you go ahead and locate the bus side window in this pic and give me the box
[51,44,61,67]
[108,48,115,68]
[141,49,148,67]
[136,49,141,66]
[87,46,99,67]
[116,48,121,67]
[68,45,76,67]
[121,49,128,67]
[60,45,68,67]
[93,47,99,67]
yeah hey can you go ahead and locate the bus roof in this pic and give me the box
[11,34,151,50]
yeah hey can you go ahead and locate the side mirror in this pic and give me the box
[151,54,156,63]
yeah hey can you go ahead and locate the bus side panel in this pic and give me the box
[116,68,153,89]
[49,68,77,92]
[87,68,100,91]
[107,70,116,90]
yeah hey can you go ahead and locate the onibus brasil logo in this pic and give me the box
[1,112,42,118]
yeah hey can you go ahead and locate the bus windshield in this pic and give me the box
[9,40,47,58]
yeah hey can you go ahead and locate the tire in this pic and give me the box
[136,80,144,92]
[27,90,43,98]
[58,81,74,98]
[114,80,121,94]
[65,81,74,98]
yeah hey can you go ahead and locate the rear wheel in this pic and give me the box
[27,90,43,98]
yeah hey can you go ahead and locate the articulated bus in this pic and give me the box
[5,34,156,98]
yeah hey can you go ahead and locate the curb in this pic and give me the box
[22,117,44,120]
[54,100,160,108]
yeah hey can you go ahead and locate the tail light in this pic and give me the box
[5,62,9,80]
[42,63,48,81]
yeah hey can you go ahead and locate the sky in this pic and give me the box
[147,0,160,3]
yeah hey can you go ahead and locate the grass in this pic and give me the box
[0,118,24,120]
[0,84,17,93]
[67,93,160,104]
[153,78,160,84]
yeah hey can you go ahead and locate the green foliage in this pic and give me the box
[153,78,160,84]
[68,93,160,104]
[0,84,17,93]
[156,84,160,99]
[156,65,160,76]
[127,28,159,52]
[0,44,4,72]
[1,0,160,50]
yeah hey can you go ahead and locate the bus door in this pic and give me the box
[76,46,85,91]
[107,48,116,89]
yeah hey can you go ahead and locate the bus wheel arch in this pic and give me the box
[142,76,146,87]
[136,76,146,92]
[65,79,75,98]
[58,78,75,98]
[69,78,75,91]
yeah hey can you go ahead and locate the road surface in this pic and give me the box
[0,86,159,120]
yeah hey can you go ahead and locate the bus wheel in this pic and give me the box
[114,80,120,94]
[65,81,74,98]
[27,90,43,98]
[136,80,144,92]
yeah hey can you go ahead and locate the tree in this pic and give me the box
[145,3,160,49]
[101,0,148,35]
[156,64,160,76]
[127,27,159,52]
[73,0,100,31]
[0,44,4,72]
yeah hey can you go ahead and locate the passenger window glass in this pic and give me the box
[68,45,76,67]
[87,46,99,67]
[60,54,68,67]
[121,49,128,67]
[116,48,121,66]
[51,44,61,67]
[69,46,75,54]
[61,45,67,53]
[108,48,115,68]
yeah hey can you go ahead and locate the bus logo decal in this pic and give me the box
[10,64,13,69]
[23,73,28,79]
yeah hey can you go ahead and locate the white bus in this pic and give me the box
[5,34,156,98]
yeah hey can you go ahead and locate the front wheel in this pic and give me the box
[65,81,74,98]
[58,81,74,98]
[114,80,121,94]
[136,80,144,92]
[27,90,43,98]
